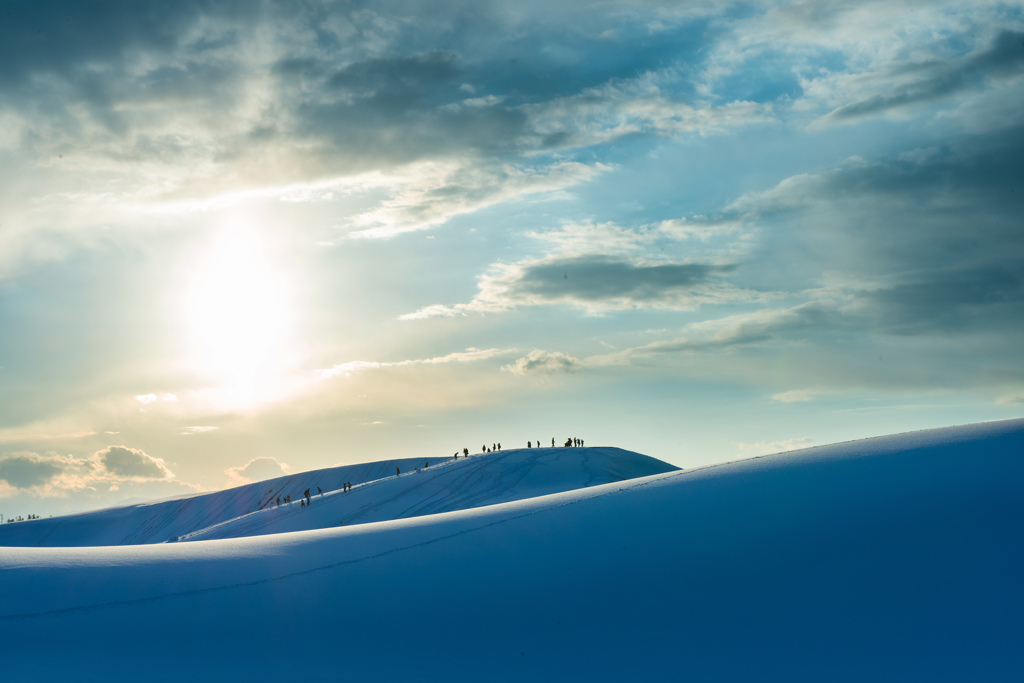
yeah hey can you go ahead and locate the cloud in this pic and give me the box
[225,456,290,486]
[319,347,513,379]
[0,452,65,489]
[182,426,218,435]
[135,393,177,405]
[726,126,1024,337]
[772,388,821,403]
[97,446,173,480]
[502,350,581,376]
[0,445,180,496]
[401,214,761,319]
[737,437,815,456]
[590,301,847,365]
[346,160,607,239]
[822,30,1024,124]
[518,75,774,150]
[403,254,748,319]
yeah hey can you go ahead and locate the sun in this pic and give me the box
[180,217,296,403]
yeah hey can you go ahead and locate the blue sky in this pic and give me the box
[2,0,1023,516]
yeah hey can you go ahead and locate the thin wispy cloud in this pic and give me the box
[319,348,514,379]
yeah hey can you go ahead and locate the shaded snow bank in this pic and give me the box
[1,419,1022,681]
[0,456,439,547]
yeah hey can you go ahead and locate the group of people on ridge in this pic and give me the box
[273,481,353,510]
[447,436,588,461]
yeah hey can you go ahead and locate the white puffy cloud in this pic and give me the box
[97,446,173,480]
[0,452,66,489]
[225,457,291,486]
[0,445,182,498]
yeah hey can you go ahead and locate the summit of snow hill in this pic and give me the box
[0,446,678,547]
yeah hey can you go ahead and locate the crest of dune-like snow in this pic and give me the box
[180,446,677,541]
[0,447,677,547]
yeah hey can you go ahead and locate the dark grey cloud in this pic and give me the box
[0,453,63,488]
[0,0,737,187]
[0,0,254,86]
[511,256,733,304]
[737,124,1024,337]
[829,30,1024,121]
[866,266,1024,336]
[98,446,172,480]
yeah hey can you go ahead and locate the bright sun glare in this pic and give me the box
[181,218,295,405]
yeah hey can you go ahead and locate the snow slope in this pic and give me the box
[1,419,1022,681]
[0,447,675,547]
[182,446,676,541]
[0,456,439,547]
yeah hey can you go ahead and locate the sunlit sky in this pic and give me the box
[2,0,1023,517]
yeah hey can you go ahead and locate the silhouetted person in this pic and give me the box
[396,467,400,476]
[276,497,280,506]
[425,462,429,468]
[528,441,531,448]
[301,500,305,508]
[304,488,311,505]
[463,448,469,456]
[551,438,555,447]
[497,443,501,451]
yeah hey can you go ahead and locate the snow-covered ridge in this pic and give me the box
[1,419,1021,681]
[0,446,678,547]
[0,456,449,547]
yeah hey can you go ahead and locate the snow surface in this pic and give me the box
[1,419,1023,681]
[0,447,675,546]
[182,446,675,542]
[0,457,435,547]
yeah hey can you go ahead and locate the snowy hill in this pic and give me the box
[1,419,1022,681]
[0,456,439,547]
[0,447,676,546]
[182,446,676,541]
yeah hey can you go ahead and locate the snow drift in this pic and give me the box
[1,419,1022,681]
[0,447,676,546]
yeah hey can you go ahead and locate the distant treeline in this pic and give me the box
[4,514,42,523]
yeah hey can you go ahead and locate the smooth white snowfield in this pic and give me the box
[1,420,1023,681]
[0,447,676,546]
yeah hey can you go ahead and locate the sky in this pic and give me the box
[1,0,1023,518]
